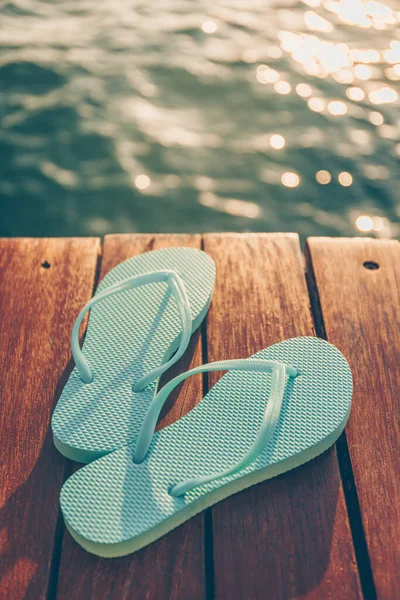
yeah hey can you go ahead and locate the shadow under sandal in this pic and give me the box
[52,247,215,463]
[60,336,353,558]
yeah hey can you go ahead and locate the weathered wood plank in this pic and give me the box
[0,238,100,600]
[56,234,206,600]
[306,237,400,599]
[203,233,361,600]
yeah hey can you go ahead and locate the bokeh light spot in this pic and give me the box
[346,86,365,101]
[201,20,217,34]
[256,65,280,84]
[368,86,398,104]
[135,174,150,190]
[269,134,286,149]
[308,97,325,112]
[316,170,332,184]
[328,100,347,115]
[305,11,333,32]
[281,172,300,187]
[356,215,373,232]
[369,111,384,125]
[338,172,353,186]
[354,64,372,80]
[274,81,291,94]
[296,83,312,98]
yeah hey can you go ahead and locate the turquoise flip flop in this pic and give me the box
[60,336,352,557]
[52,247,215,463]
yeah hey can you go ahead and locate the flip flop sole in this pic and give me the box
[60,337,352,557]
[52,247,215,462]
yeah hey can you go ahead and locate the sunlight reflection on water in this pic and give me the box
[0,0,399,239]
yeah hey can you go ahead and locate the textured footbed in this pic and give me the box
[61,337,353,557]
[52,247,216,462]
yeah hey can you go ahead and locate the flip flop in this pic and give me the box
[52,247,215,463]
[60,336,352,557]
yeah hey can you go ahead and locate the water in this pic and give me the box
[1,0,399,240]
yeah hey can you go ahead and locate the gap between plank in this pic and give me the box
[304,245,377,600]
[46,460,73,600]
[201,235,215,600]
[46,243,103,600]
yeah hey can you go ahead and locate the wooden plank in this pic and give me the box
[56,234,206,600]
[203,233,362,600]
[0,238,100,600]
[306,237,400,599]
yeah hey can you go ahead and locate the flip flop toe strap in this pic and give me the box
[71,270,192,391]
[133,358,298,495]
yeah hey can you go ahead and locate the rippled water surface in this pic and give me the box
[1,0,400,238]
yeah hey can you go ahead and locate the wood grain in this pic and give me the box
[0,238,100,600]
[306,237,400,599]
[203,233,361,600]
[56,234,207,600]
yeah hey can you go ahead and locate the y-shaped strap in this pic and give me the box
[133,359,298,495]
[71,270,192,391]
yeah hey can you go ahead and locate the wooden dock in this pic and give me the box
[0,233,399,600]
